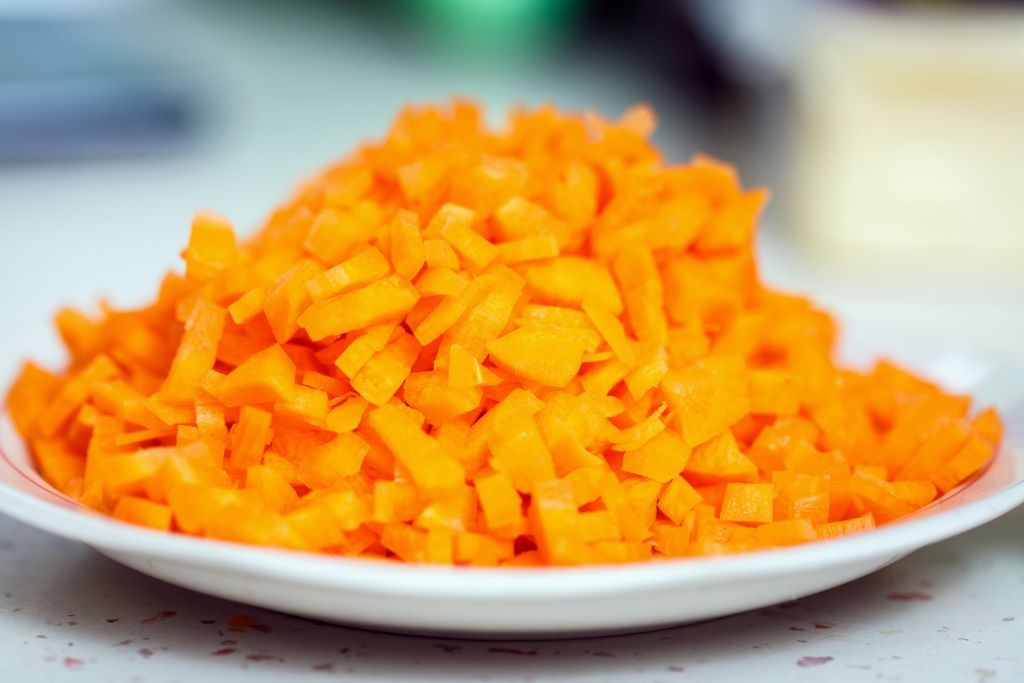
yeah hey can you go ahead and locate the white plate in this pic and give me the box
[1,339,1022,639]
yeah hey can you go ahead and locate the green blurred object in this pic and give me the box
[402,0,581,54]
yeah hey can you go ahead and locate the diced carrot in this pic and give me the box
[414,267,469,297]
[695,188,769,254]
[971,406,1004,445]
[158,298,225,404]
[930,434,993,494]
[389,210,426,280]
[351,332,421,406]
[582,298,636,366]
[274,384,329,428]
[850,471,915,523]
[264,260,323,343]
[229,406,272,469]
[719,483,774,523]
[10,100,1000,567]
[228,287,267,325]
[403,370,482,425]
[889,479,937,508]
[430,203,497,270]
[621,430,690,483]
[771,471,829,525]
[211,344,296,406]
[305,207,376,265]
[326,395,369,433]
[748,369,800,416]
[335,322,398,378]
[423,239,460,269]
[182,210,238,280]
[496,235,560,264]
[289,491,369,549]
[113,495,172,531]
[445,267,523,358]
[613,246,667,347]
[661,356,750,447]
[301,370,349,397]
[298,275,419,341]
[487,326,587,387]
[494,196,570,247]
[652,517,695,557]
[815,513,875,540]
[894,418,971,481]
[144,451,229,502]
[475,470,524,532]
[366,403,464,498]
[685,430,758,484]
[297,432,369,488]
[488,412,557,494]
[753,519,816,546]
[32,438,85,492]
[305,247,389,303]
[522,257,622,314]
[372,480,423,524]
[246,464,299,511]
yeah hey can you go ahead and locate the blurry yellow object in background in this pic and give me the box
[792,4,1024,271]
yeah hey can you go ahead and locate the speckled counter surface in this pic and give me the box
[1,506,1021,682]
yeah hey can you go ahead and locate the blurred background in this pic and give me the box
[0,0,1022,382]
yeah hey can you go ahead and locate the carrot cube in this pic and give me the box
[113,495,172,531]
[211,344,296,407]
[719,482,774,523]
[388,210,426,280]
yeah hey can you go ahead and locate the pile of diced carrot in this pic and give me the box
[5,101,1005,566]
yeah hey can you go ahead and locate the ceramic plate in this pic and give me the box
[1,338,1022,638]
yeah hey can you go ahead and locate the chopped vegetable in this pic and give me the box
[6,100,1003,565]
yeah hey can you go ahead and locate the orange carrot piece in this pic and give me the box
[522,257,622,314]
[494,196,570,247]
[298,275,419,341]
[661,356,750,447]
[159,299,226,403]
[228,287,268,325]
[351,332,421,406]
[298,432,369,488]
[366,403,464,497]
[929,434,993,494]
[815,513,875,540]
[582,298,636,366]
[719,483,774,523]
[488,412,557,494]
[182,210,238,280]
[210,344,296,406]
[495,235,560,264]
[305,207,376,265]
[621,430,690,483]
[305,247,389,303]
[264,260,323,343]
[970,406,1004,445]
[113,495,173,531]
[229,406,273,469]
[389,210,426,280]
[431,203,497,270]
[684,430,758,484]
[487,326,587,387]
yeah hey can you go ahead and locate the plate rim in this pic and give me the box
[2,342,1022,601]
[0,443,1021,600]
